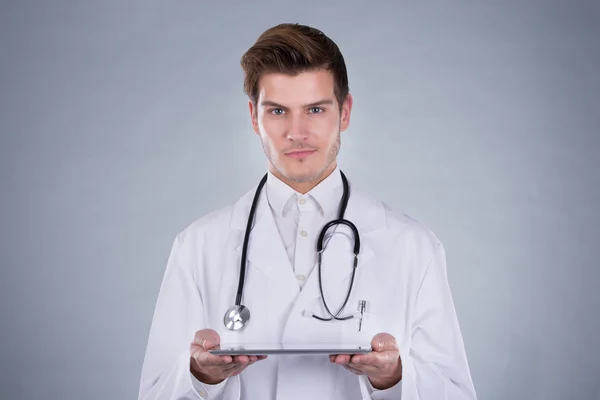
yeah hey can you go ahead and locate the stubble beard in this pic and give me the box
[262,131,341,184]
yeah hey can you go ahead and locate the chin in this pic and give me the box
[288,174,317,183]
[284,168,323,183]
[275,157,329,183]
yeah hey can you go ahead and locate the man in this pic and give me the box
[138,23,477,399]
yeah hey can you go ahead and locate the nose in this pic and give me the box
[286,114,308,141]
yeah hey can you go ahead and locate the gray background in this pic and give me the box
[1,1,599,399]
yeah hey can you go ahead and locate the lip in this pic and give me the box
[286,150,316,159]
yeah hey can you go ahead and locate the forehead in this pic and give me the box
[256,70,336,106]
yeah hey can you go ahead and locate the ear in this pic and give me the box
[340,93,353,132]
[248,100,260,135]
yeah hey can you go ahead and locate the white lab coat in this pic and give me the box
[138,180,477,400]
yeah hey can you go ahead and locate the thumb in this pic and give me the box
[371,332,398,352]
[192,328,221,350]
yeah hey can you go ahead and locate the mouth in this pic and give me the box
[285,150,316,159]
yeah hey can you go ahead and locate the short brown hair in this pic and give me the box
[240,23,349,111]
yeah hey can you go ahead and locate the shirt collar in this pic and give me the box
[265,165,344,218]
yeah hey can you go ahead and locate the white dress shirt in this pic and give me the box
[191,167,400,398]
[264,165,344,288]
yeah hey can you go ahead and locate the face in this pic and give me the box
[249,69,352,192]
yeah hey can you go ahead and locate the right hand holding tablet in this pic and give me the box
[190,328,267,385]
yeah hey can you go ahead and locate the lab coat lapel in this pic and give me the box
[232,188,300,302]
[282,188,384,342]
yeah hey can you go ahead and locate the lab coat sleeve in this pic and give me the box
[358,374,403,399]
[190,372,228,398]
[138,231,241,400]
[398,241,477,400]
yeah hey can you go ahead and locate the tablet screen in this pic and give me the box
[208,342,372,356]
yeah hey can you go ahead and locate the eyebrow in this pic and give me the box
[260,99,335,108]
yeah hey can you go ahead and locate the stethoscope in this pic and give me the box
[224,170,361,331]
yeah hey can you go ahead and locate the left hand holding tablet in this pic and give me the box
[329,332,403,390]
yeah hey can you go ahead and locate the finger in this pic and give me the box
[220,355,267,379]
[370,332,399,353]
[350,351,380,365]
[251,355,269,361]
[192,328,221,350]
[226,355,267,365]
[228,364,251,377]
[347,360,386,378]
[232,355,251,364]
[347,361,380,374]
[221,363,240,372]
[193,347,233,366]
[190,344,234,364]
[342,364,365,375]
[351,350,399,367]
[228,358,264,376]
[330,355,341,363]
[219,359,253,376]
[332,354,352,364]
[223,362,247,372]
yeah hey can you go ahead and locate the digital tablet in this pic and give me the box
[208,343,372,356]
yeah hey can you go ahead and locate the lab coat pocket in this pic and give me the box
[299,297,355,343]
[340,309,383,346]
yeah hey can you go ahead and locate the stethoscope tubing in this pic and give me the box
[235,173,268,306]
[229,170,360,329]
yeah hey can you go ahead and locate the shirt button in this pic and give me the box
[297,274,306,281]
[299,198,306,205]
[300,230,307,237]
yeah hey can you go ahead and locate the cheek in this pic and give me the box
[259,120,288,147]
[258,115,286,136]
[307,115,338,137]
[259,129,285,155]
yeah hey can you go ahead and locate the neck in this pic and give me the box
[270,162,337,194]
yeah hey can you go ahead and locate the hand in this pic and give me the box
[329,332,402,390]
[190,328,267,385]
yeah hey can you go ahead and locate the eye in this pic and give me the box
[309,107,324,114]
[270,108,285,115]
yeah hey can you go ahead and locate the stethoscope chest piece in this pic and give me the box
[224,305,250,331]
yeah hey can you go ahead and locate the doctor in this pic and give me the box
[138,23,477,399]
